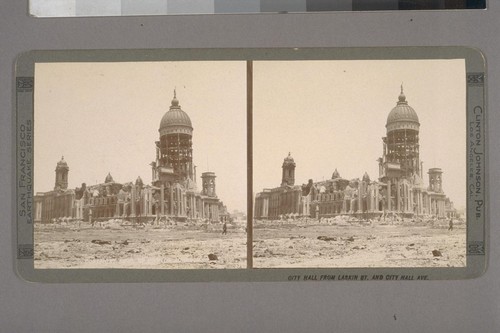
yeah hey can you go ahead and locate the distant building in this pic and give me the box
[34,156,75,223]
[254,86,459,220]
[35,91,230,223]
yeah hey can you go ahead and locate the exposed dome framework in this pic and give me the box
[382,86,421,177]
[156,90,194,182]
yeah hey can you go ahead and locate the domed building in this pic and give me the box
[150,90,227,222]
[35,90,231,224]
[254,86,458,221]
[378,86,450,217]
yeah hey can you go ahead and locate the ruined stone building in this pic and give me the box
[254,87,459,220]
[34,157,75,223]
[34,92,230,223]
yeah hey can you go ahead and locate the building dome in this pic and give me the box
[283,152,294,163]
[282,152,296,167]
[362,172,370,183]
[386,85,420,133]
[135,176,144,187]
[104,172,114,183]
[56,156,69,169]
[159,90,193,136]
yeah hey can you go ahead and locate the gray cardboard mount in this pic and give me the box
[2,2,500,333]
[15,47,486,283]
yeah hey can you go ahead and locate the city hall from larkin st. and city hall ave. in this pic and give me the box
[34,91,230,224]
[254,86,459,220]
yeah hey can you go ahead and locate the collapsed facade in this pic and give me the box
[34,92,230,223]
[254,87,458,220]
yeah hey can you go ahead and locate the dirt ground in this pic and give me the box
[253,217,466,268]
[34,220,247,269]
[35,217,465,269]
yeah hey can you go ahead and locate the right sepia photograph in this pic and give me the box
[252,59,466,268]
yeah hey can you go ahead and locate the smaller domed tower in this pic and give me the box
[428,168,443,193]
[281,152,296,186]
[362,172,371,183]
[54,156,69,190]
[104,172,114,183]
[201,172,216,197]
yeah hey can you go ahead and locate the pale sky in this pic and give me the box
[34,61,247,212]
[34,59,467,213]
[253,59,466,210]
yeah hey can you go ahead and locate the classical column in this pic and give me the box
[358,182,362,213]
[174,188,178,216]
[179,189,182,216]
[169,187,173,216]
[148,190,153,216]
[417,192,422,215]
[178,189,182,216]
[422,195,425,215]
[369,187,374,212]
[192,196,195,218]
[423,195,427,215]
[264,198,268,218]
[190,196,193,218]
[407,188,411,213]
[415,192,419,215]
[368,186,373,212]
[160,184,165,215]
[410,188,414,214]
[408,186,411,213]
[296,192,300,214]
[131,186,136,217]
[184,193,188,216]
[183,192,186,217]
[255,198,260,218]
[402,184,406,212]
[396,179,401,212]
[387,180,392,211]
[36,201,41,220]
[179,190,183,216]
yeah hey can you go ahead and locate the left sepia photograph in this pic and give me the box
[33,61,247,269]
